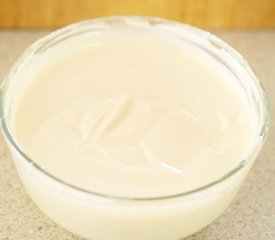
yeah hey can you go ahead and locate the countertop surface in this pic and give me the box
[0,30,274,240]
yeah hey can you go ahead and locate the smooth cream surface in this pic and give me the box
[14,27,257,198]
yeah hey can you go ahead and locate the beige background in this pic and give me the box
[0,0,275,29]
[0,30,274,239]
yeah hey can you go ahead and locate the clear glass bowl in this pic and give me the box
[0,17,270,240]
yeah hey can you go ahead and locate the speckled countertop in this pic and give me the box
[0,30,274,240]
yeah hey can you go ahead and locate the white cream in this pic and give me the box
[4,18,266,240]
[13,27,257,198]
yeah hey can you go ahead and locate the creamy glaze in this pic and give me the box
[13,27,257,198]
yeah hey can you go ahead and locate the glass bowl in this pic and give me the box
[0,16,270,240]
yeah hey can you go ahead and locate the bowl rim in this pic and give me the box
[0,16,270,201]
